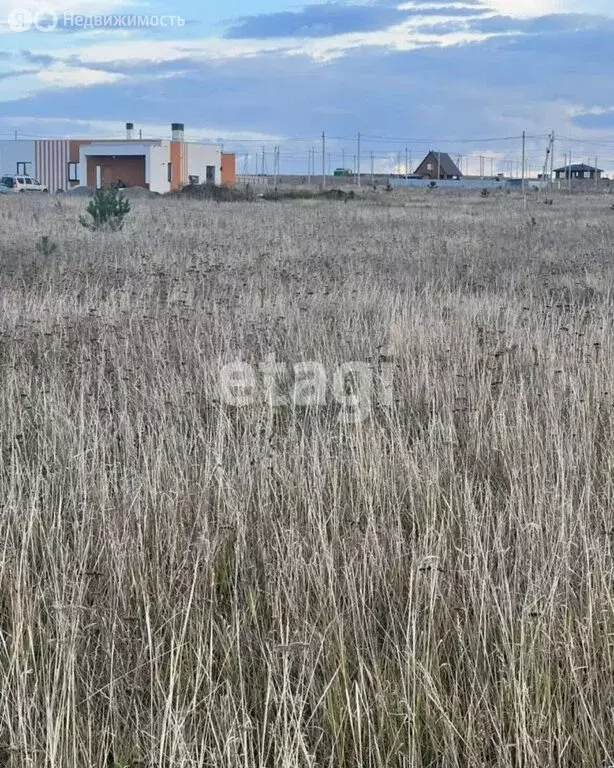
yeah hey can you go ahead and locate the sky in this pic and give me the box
[0,0,613,175]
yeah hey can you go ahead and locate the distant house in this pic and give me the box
[554,163,603,180]
[414,151,462,180]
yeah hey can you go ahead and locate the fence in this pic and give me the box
[388,177,548,190]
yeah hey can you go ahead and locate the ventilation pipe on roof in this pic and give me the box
[171,123,185,142]
[126,122,134,140]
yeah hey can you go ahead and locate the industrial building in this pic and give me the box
[0,123,236,193]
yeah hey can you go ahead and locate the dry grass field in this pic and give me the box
[0,189,614,767]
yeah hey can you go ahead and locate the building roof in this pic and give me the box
[554,163,603,173]
[420,151,462,177]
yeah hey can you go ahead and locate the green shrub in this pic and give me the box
[80,186,131,231]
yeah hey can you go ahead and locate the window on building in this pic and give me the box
[206,165,215,183]
[167,163,172,183]
[16,162,31,175]
[188,175,199,185]
[67,162,79,183]
[426,163,433,171]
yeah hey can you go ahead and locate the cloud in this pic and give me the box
[487,0,613,15]
[471,11,613,33]
[224,2,488,39]
[0,67,37,79]
[5,23,612,139]
[412,21,466,34]
[19,49,55,64]
[225,3,407,38]
[0,114,283,143]
[36,62,125,87]
[571,107,614,131]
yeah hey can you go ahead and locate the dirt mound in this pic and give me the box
[67,186,95,197]
[122,186,158,199]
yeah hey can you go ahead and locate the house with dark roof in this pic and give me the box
[414,151,462,180]
[554,163,603,180]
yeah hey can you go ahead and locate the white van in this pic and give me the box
[0,175,48,193]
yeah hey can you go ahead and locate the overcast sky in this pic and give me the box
[1,0,612,174]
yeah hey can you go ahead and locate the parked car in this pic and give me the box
[0,175,48,193]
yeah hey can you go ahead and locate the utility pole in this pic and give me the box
[521,130,526,204]
[274,146,279,186]
[437,151,441,180]
[357,132,361,188]
[568,149,572,193]
[564,152,569,191]
[370,151,374,185]
[549,130,555,194]
[321,131,326,189]
[342,148,345,172]
[595,156,599,192]
[405,147,409,178]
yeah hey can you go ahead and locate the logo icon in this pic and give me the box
[33,7,58,31]
[6,7,58,31]
[7,7,33,31]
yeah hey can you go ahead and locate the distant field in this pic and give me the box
[0,191,614,767]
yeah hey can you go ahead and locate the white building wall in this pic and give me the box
[149,142,171,193]
[187,144,222,185]
[0,140,36,177]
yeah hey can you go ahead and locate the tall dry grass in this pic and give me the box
[0,190,613,766]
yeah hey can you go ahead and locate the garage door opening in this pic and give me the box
[86,155,147,189]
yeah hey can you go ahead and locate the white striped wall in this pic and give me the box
[34,140,70,192]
